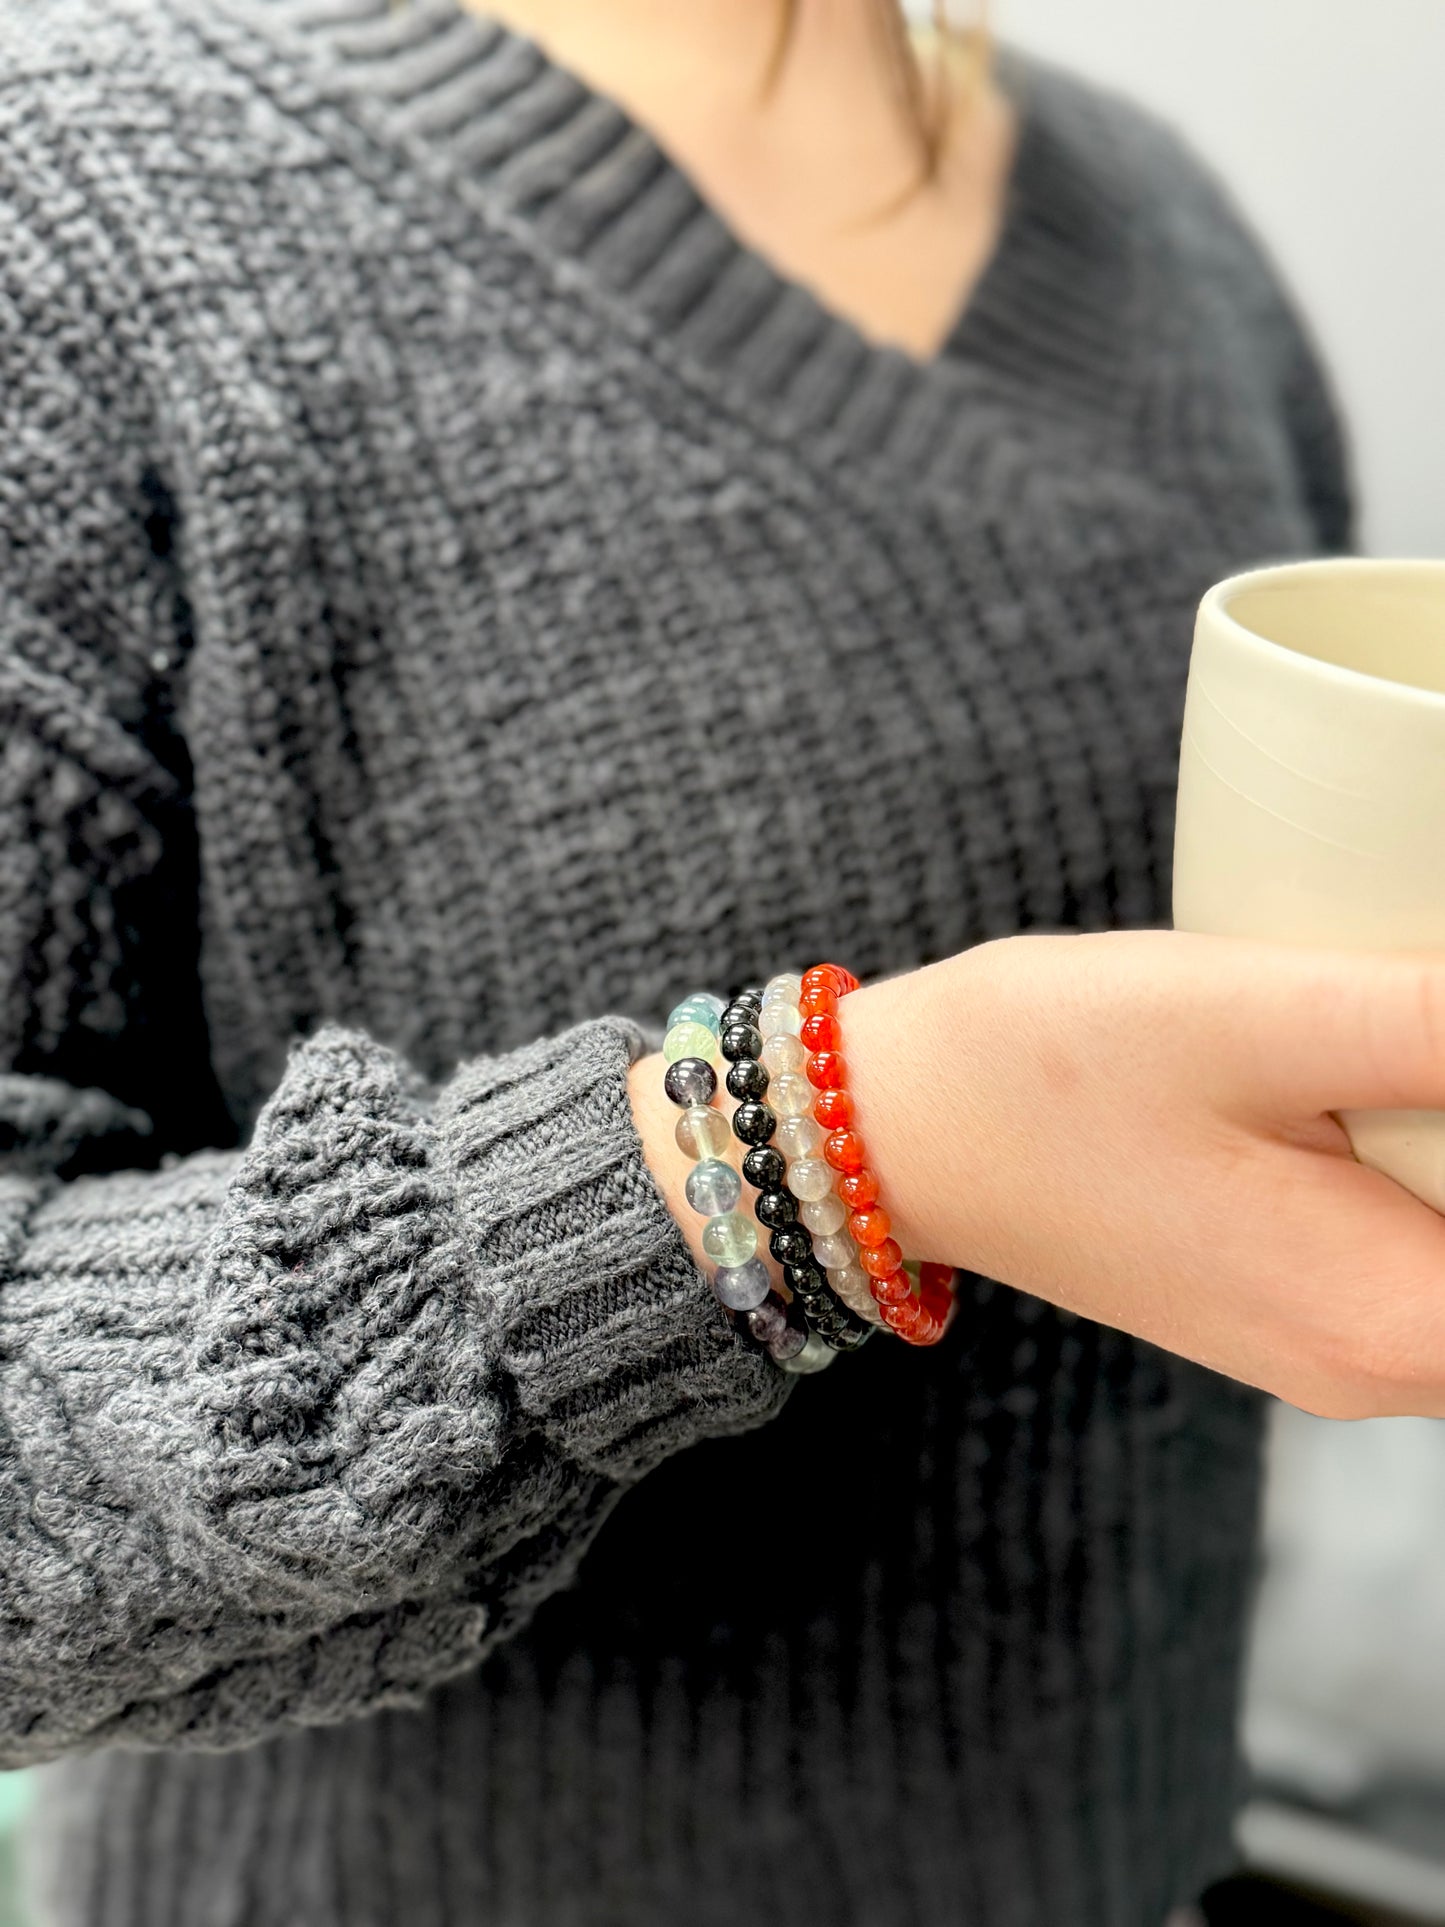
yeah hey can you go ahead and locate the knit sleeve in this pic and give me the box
[0,215,788,1770]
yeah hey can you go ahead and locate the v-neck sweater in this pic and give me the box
[0,0,1355,1921]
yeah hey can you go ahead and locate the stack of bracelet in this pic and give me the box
[662,990,836,1375]
[795,962,958,1346]
[719,980,873,1355]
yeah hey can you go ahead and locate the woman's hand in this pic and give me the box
[836,929,1445,1419]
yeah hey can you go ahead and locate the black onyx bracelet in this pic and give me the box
[719,984,872,1356]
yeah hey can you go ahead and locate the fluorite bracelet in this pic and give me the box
[717,983,872,1354]
[797,962,958,1346]
[662,991,833,1375]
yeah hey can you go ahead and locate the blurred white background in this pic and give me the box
[973,0,1445,559]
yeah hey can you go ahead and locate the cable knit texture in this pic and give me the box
[0,0,1355,1919]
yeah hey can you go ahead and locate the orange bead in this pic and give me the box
[838,1168,879,1210]
[806,1050,846,1091]
[870,1269,913,1306]
[860,1238,903,1278]
[882,1302,922,1336]
[907,1314,944,1346]
[799,1011,840,1053]
[813,1087,853,1129]
[801,964,846,996]
[918,1262,955,1293]
[823,1129,866,1174]
[848,1206,892,1249]
[799,984,839,1021]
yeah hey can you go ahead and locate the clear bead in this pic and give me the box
[788,1156,835,1202]
[675,1106,731,1161]
[764,971,804,1001]
[759,1032,807,1077]
[777,1330,837,1375]
[712,1256,772,1311]
[702,1213,758,1268]
[758,1001,802,1041]
[775,1115,823,1160]
[769,1072,814,1118]
[685,1158,741,1217]
[811,1232,857,1271]
[665,1020,719,1064]
[799,1193,847,1237]
[828,1262,882,1322]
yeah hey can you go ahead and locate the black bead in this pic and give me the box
[731,1099,776,1146]
[726,1057,768,1102]
[720,1003,753,1031]
[743,1146,786,1191]
[769,1224,813,1267]
[829,1323,873,1352]
[785,1261,829,1295]
[754,1188,797,1231]
[735,983,767,1003]
[720,1022,764,1063]
[663,1056,717,1109]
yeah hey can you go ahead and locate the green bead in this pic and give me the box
[665,1020,718,1064]
[667,996,723,1035]
[675,1106,732,1161]
[701,1212,759,1268]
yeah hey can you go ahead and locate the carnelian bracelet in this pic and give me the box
[798,962,958,1347]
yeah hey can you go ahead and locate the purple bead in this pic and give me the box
[766,1321,808,1363]
[664,1056,717,1108]
[745,1295,790,1345]
[712,1257,772,1312]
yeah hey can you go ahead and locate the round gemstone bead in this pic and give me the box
[828,1263,881,1321]
[721,1002,757,1033]
[838,1168,880,1210]
[849,1206,892,1249]
[799,1192,846,1237]
[668,995,724,1035]
[801,964,845,996]
[685,1158,741,1217]
[775,1115,823,1160]
[719,1022,764,1062]
[764,971,804,1001]
[785,1259,829,1294]
[766,1321,808,1364]
[823,1129,866,1174]
[799,983,839,1019]
[675,1105,731,1161]
[788,1156,835,1202]
[754,1189,798,1231]
[664,1056,717,1108]
[777,1330,836,1375]
[665,1021,718,1065]
[860,1238,904,1278]
[805,1050,846,1091]
[742,1145,787,1191]
[758,1001,802,1040]
[799,1012,840,1053]
[769,1072,814,1118]
[812,1087,853,1130]
[768,1224,813,1268]
[883,1301,923,1336]
[759,1032,807,1077]
[831,1324,873,1352]
[745,1296,790,1346]
[870,1269,914,1307]
[711,1256,772,1311]
[702,1213,758,1268]
[808,1231,855,1271]
[731,1100,776,1146]
[919,1262,956,1293]
[725,1057,769,1102]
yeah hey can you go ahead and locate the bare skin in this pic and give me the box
[486,5,1445,1421]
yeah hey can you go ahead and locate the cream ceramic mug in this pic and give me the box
[1173,556,1445,1214]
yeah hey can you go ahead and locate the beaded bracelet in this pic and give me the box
[717,983,872,1354]
[798,963,958,1347]
[752,973,887,1333]
[662,991,834,1375]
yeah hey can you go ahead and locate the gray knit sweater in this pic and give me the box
[0,0,1354,1920]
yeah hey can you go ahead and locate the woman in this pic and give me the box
[2,0,1436,1922]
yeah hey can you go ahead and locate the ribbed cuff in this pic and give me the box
[435,1014,790,1483]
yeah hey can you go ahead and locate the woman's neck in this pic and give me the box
[472,0,1017,361]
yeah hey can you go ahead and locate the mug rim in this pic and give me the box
[1200,555,1445,709]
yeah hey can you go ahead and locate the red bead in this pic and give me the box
[812,1087,853,1129]
[823,1128,866,1174]
[882,1301,922,1335]
[799,1011,840,1053]
[870,1269,914,1307]
[801,964,846,996]
[918,1262,955,1293]
[805,1050,847,1091]
[907,1314,945,1347]
[860,1238,903,1278]
[848,1206,892,1249]
[798,984,839,1021]
[920,1282,954,1321]
[834,966,861,994]
[838,1168,879,1210]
